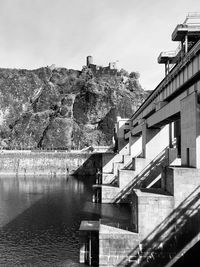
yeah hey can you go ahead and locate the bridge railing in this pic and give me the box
[131,38,200,125]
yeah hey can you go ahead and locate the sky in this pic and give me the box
[0,0,200,90]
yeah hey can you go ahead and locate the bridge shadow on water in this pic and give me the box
[0,175,131,266]
[0,176,98,266]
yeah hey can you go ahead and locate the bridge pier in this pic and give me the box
[142,123,169,160]
[180,91,200,168]
[116,116,130,155]
[129,135,142,157]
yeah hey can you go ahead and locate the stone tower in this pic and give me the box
[86,56,93,67]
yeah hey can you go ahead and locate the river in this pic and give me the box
[0,176,131,266]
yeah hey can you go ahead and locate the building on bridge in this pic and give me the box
[158,12,200,75]
[80,13,200,267]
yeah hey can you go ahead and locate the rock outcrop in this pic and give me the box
[0,66,149,150]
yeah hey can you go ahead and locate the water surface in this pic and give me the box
[0,176,131,266]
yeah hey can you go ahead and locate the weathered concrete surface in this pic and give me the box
[142,124,169,160]
[162,167,200,208]
[180,92,200,168]
[0,150,102,177]
[132,188,174,241]
[99,224,139,267]
[101,185,120,203]
[129,135,142,157]
[116,117,130,155]
[102,153,123,174]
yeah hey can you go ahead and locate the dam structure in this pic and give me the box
[80,13,200,266]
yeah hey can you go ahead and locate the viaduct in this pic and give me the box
[80,13,200,267]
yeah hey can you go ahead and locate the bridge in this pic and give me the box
[80,13,200,267]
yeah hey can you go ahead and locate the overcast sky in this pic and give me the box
[0,0,200,90]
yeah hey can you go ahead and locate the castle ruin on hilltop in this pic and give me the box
[86,56,118,76]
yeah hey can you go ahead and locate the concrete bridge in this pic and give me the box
[80,13,200,266]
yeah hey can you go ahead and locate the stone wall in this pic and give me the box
[0,151,102,177]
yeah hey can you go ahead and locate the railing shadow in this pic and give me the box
[112,147,169,203]
[110,175,118,186]
[116,185,200,267]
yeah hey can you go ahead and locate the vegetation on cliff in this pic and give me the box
[0,66,149,150]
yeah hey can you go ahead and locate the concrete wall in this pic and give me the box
[160,167,200,257]
[163,167,200,208]
[0,151,102,177]
[118,169,136,189]
[99,224,139,267]
[102,153,123,174]
[117,117,130,155]
[142,124,169,160]
[129,135,142,157]
[101,185,120,203]
[180,92,200,167]
[132,189,174,241]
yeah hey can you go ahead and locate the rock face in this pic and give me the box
[0,66,149,150]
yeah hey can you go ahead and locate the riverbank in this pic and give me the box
[0,150,102,177]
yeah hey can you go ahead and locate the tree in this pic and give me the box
[119,68,129,77]
[129,71,140,79]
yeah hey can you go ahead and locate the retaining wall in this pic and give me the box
[0,150,102,177]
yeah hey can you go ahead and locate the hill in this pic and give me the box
[0,66,150,150]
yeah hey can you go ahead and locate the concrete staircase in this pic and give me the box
[98,147,180,203]
[130,168,200,267]
[102,153,133,185]
[98,167,200,267]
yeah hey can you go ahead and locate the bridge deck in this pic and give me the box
[131,39,200,131]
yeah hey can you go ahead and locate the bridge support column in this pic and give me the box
[116,117,130,155]
[169,122,174,148]
[180,91,200,168]
[142,123,169,160]
[129,135,142,157]
[185,34,188,54]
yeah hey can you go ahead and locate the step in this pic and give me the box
[102,172,116,184]
[102,153,123,173]
[141,166,163,188]
[123,155,133,166]
[113,162,124,175]
[118,169,138,188]
[132,158,151,172]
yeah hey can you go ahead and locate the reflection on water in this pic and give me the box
[0,176,131,266]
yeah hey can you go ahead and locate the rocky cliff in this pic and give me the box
[0,66,149,150]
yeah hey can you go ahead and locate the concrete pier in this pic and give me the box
[80,14,200,266]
